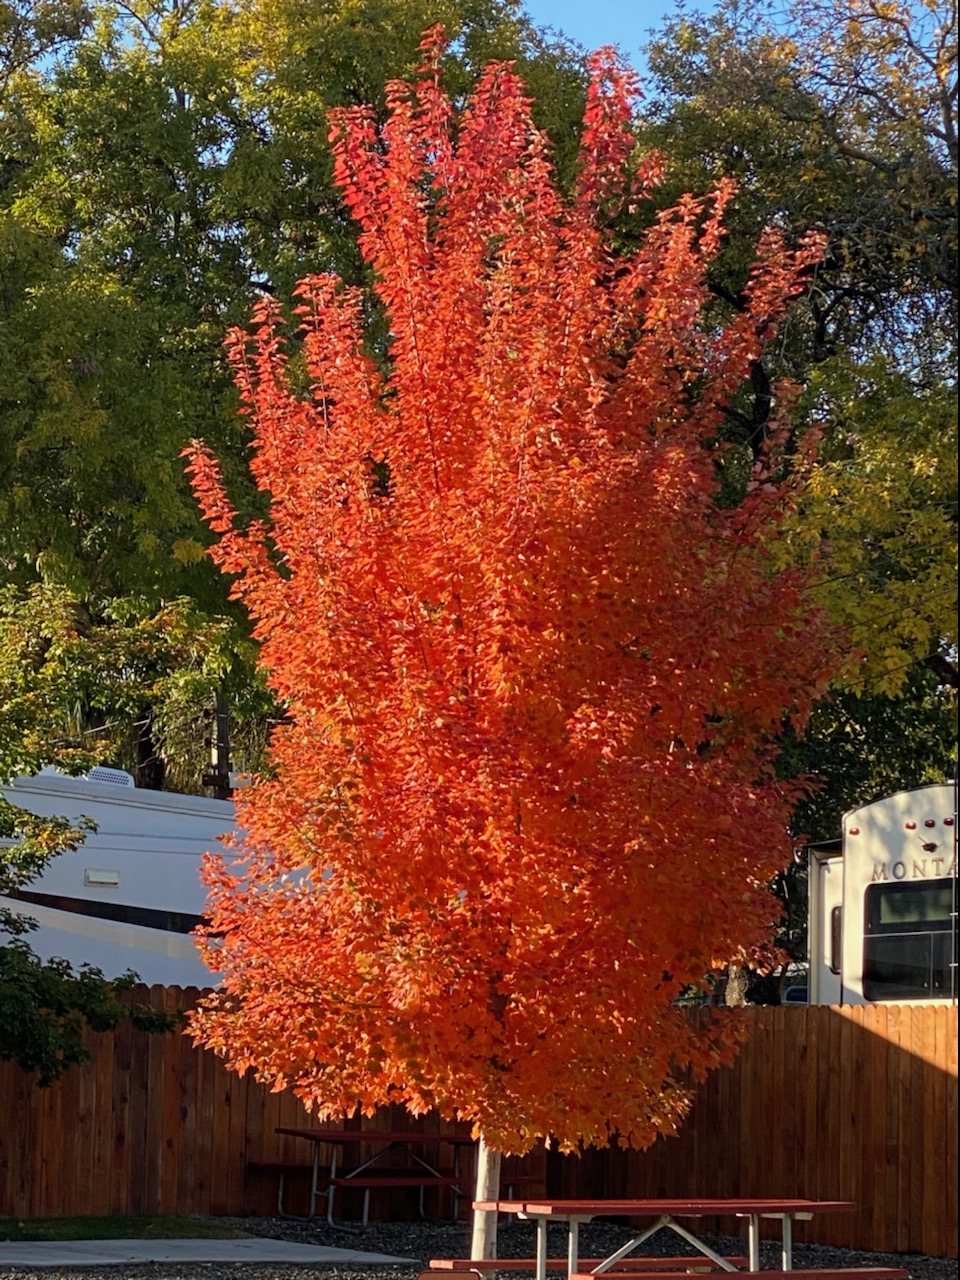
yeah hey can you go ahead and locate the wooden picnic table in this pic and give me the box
[471,1198,858,1280]
[272,1126,475,1224]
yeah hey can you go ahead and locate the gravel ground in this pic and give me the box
[0,1216,954,1280]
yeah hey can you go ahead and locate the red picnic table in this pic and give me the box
[274,1126,475,1224]
[471,1197,859,1280]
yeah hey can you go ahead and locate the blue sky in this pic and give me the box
[518,1,711,69]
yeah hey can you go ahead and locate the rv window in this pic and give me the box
[863,878,957,1001]
[872,881,953,927]
[830,905,842,975]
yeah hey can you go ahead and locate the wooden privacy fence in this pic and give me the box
[0,991,955,1258]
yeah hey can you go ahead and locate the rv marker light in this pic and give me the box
[905,822,917,829]
[924,820,936,827]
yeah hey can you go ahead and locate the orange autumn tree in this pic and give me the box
[186,33,833,1163]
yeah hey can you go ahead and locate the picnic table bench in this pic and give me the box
[421,1267,908,1280]
[566,1272,909,1280]
[427,1258,751,1274]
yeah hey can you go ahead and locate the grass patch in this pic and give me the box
[0,1215,253,1242]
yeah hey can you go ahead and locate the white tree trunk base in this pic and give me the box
[470,1137,502,1259]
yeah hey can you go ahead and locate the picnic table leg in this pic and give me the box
[781,1216,793,1270]
[747,1216,761,1272]
[662,1220,739,1273]
[590,1215,672,1271]
[326,1147,340,1227]
[536,1217,548,1280]
[308,1145,322,1220]
[568,1217,581,1278]
[452,1143,462,1222]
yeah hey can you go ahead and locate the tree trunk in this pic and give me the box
[723,962,749,1006]
[470,1136,502,1259]
[134,711,166,790]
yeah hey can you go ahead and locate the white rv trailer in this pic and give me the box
[807,781,958,1005]
[0,768,236,987]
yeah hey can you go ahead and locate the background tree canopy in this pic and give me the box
[643,0,956,694]
[0,0,956,1012]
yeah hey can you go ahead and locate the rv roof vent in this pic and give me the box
[87,766,136,788]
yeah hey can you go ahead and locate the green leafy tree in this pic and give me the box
[0,583,268,790]
[0,1,91,94]
[2,0,587,602]
[782,669,957,848]
[0,944,173,1087]
[642,0,957,696]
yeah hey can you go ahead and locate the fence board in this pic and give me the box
[225,1064,250,1217]
[176,990,200,1214]
[824,1005,844,1211]
[36,1057,61,1218]
[194,1030,220,1212]
[11,1063,35,1214]
[141,986,166,1214]
[945,1005,959,1259]
[892,1005,911,1253]
[923,1007,947,1258]
[111,1014,134,1217]
[160,983,184,1213]
[241,1061,267,1216]
[128,991,152,1216]
[881,1005,901,1253]
[257,1080,288,1216]
[78,1052,97,1216]
[906,1006,925,1254]
[799,1003,819,1211]
[90,1022,116,1217]
[55,1046,82,1216]
[835,1008,856,1247]
[858,1005,885,1248]
[718,1023,741,1201]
